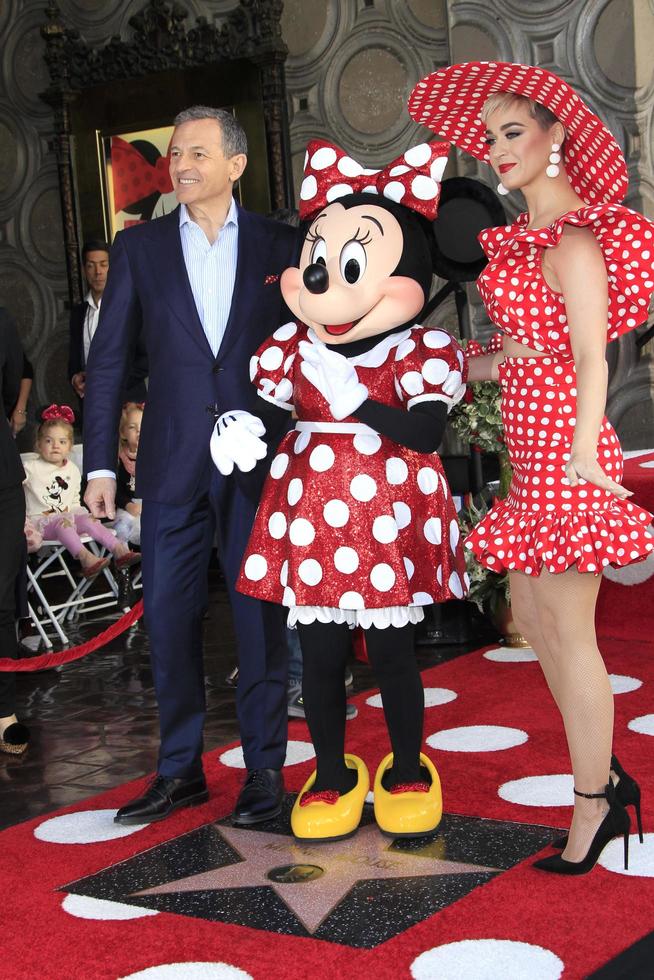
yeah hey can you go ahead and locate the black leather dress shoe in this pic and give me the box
[232,768,284,826]
[114,774,209,825]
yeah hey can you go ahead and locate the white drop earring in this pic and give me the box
[546,142,561,178]
[497,181,510,196]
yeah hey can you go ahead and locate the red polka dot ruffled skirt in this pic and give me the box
[464,357,654,576]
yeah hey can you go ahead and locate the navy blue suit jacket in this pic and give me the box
[84,204,297,505]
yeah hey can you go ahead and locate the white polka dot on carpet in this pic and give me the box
[498,774,573,807]
[118,964,253,980]
[367,687,457,709]
[62,895,159,920]
[410,939,564,979]
[427,725,527,752]
[34,809,148,843]
[484,646,538,662]
[220,740,315,768]
[609,674,642,694]
[627,714,654,736]
[598,833,654,877]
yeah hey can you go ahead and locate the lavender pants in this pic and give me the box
[36,513,117,558]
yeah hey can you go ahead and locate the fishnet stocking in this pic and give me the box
[510,567,613,862]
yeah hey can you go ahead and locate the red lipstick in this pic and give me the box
[499,163,516,174]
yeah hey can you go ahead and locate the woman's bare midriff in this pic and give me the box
[503,336,549,359]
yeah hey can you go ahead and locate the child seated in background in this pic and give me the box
[112,401,143,547]
[23,404,140,578]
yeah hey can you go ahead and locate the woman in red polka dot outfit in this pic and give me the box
[409,62,654,875]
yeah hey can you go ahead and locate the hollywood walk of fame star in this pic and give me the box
[135,823,497,934]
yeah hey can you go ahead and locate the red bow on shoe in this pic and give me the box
[41,404,75,424]
[111,137,173,213]
[299,789,340,807]
[298,139,450,221]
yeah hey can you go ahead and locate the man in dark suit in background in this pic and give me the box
[0,308,30,755]
[84,106,297,826]
[69,241,148,422]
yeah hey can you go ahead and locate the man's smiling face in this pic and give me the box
[169,118,246,209]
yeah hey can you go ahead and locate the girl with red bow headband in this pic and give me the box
[22,406,141,578]
[211,139,468,843]
[409,62,654,875]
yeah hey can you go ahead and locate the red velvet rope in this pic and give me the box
[0,600,144,672]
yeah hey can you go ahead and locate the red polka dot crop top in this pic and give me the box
[476,203,654,358]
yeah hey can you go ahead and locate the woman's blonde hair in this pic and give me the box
[481,92,560,132]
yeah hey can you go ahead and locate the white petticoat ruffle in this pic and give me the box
[287,604,426,630]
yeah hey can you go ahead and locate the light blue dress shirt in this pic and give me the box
[179,198,239,357]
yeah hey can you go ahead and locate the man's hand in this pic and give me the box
[71,371,86,398]
[84,477,117,519]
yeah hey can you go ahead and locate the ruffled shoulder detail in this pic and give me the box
[478,223,515,259]
[482,204,654,341]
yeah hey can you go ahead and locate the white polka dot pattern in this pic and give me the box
[238,323,469,610]
[465,356,654,576]
[297,137,450,221]
[477,205,654,353]
[408,61,629,208]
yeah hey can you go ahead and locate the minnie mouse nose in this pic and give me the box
[303,263,329,294]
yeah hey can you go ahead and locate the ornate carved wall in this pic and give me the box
[2,0,653,447]
[1,0,251,439]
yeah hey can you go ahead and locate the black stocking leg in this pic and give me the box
[365,623,424,787]
[297,621,357,795]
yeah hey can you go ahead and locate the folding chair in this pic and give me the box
[21,447,119,648]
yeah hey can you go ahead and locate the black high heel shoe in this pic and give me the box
[551,754,643,848]
[534,782,630,875]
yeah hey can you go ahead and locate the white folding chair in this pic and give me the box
[22,447,119,648]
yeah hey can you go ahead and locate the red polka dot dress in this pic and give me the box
[465,204,654,576]
[237,322,469,627]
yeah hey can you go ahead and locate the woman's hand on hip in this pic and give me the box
[565,452,632,500]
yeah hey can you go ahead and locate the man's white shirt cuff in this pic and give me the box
[87,469,116,480]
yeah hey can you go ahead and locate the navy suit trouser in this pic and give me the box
[140,466,288,779]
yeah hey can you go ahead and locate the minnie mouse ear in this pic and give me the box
[430,177,507,283]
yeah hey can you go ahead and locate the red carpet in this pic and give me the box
[596,448,654,642]
[2,629,653,979]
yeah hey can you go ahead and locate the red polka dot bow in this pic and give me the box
[298,139,450,221]
[111,136,173,214]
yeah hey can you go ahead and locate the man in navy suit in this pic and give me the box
[84,106,297,825]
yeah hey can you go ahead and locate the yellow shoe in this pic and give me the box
[291,754,369,842]
[373,752,443,838]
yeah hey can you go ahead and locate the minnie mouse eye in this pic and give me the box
[311,238,327,266]
[340,240,367,284]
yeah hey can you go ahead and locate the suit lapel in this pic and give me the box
[147,208,214,359]
[218,206,272,361]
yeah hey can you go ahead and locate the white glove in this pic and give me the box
[298,340,369,421]
[210,410,267,476]
[441,370,466,409]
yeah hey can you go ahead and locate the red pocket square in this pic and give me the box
[264,274,280,285]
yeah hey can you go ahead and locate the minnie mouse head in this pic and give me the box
[281,140,449,346]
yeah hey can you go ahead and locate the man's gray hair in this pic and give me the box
[173,106,248,157]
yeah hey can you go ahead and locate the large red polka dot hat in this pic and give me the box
[407,62,628,207]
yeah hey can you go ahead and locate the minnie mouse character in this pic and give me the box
[211,139,468,841]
